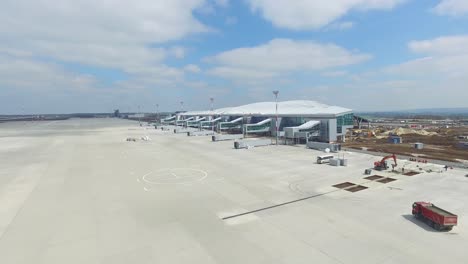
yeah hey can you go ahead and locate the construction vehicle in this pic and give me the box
[374,154,397,171]
[412,202,458,231]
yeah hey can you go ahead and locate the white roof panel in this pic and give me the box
[180,107,232,116]
[296,120,321,129]
[223,100,351,117]
[181,100,351,117]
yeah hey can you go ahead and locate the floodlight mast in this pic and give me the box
[138,105,141,125]
[273,90,279,146]
[210,97,214,132]
[156,104,159,123]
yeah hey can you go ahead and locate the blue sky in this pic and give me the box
[1,0,468,114]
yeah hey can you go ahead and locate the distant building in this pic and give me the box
[114,109,120,118]
[127,113,144,118]
[179,100,353,143]
[389,136,403,144]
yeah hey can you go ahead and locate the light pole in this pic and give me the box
[138,105,141,126]
[156,104,159,124]
[273,90,279,145]
[210,97,214,132]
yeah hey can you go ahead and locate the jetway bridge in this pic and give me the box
[244,118,271,134]
[219,117,243,131]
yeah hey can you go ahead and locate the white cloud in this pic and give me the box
[214,0,229,7]
[357,34,468,109]
[326,21,354,31]
[0,55,97,92]
[321,70,349,77]
[433,0,468,16]
[408,35,468,55]
[225,16,238,25]
[206,38,371,81]
[0,0,209,72]
[384,35,468,78]
[246,0,406,30]
[208,67,276,80]
[0,0,216,112]
[303,34,468,111]
[0,0,208,44]
[170,46,187,59]
[184,64,202,73]
[384,56,468,78]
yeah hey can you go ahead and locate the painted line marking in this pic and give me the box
[141,168,208,185]
[222,189,340,220]
[142,171,153,177]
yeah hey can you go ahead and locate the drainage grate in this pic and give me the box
[333,182,356,189]
[364,175,385,181]
[404,171,420,176]
[345,185,368,192]
[377,177,397,183]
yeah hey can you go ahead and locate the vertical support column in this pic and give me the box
[273,90,279,145]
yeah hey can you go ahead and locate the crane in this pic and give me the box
[374,154,397,171]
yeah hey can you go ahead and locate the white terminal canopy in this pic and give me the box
[179,100,352,118]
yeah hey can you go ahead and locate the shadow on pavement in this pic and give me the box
[401,214,439,233]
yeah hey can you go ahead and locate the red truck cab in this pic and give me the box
[412,202,458,231]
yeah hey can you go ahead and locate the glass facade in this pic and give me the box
[336,113,354,134]
[280,117,305,130]
[220,122,241,129]
[245,121,271,132]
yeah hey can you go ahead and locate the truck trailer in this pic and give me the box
[412,202,458,231]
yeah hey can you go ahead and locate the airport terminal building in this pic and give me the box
[171,100,353,143]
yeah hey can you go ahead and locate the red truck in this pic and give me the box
[412,202,458,231]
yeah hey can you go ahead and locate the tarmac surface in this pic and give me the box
[1,118,468,264]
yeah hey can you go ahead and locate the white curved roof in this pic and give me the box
[179,107,232,117]
[181,100,351,117]
[295,120,321,129]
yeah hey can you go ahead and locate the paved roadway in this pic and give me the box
[1,119,467,264]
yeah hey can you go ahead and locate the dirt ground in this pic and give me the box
[346,127,468,162]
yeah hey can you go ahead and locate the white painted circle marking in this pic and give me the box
[142,168,208,185]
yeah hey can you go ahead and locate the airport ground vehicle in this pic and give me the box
[412,202,458,231]
[374,154,397,170]
[317,154,334,164]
